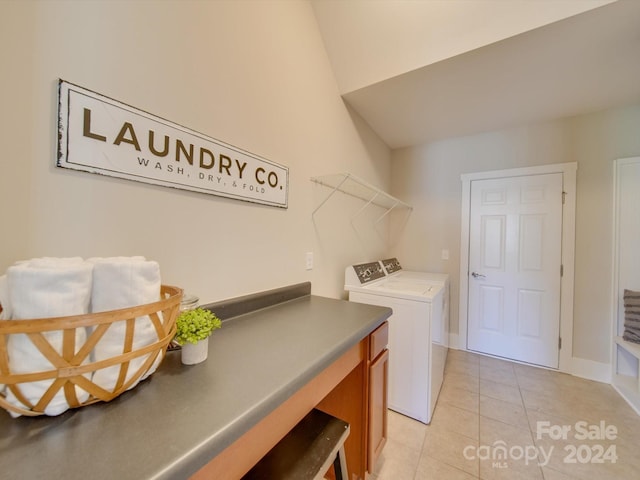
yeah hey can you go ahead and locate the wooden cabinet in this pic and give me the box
[315,321,389,480]
[367,322,389,473]
[194,321,390,480]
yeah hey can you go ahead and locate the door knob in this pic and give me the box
[471,272,486,278]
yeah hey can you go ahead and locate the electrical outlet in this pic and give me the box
[305,252,314,270]
[441,249,449,260]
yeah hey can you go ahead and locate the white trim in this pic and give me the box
[571,356,612,384]
[560,164,577,374]
[613,383,640,417]
[459,162,577,374]
[611,157,640,341]
[611,157,640,414]
[460,162,575,182]
[611,158,620,361]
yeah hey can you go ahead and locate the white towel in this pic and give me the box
[4,257,93,416]
[0,274,11,320]
[88,257,162,393]
[8,257,90,318]
[0,275,9,395]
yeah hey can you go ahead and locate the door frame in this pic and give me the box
[459,162,577,373]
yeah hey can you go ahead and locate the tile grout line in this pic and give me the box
[410,424,428,480]
[515,368,547,480]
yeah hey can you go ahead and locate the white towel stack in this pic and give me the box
[0,275,12,320]
[89,257,162,393]
[0,275,9,396]
[4,257,93,416]
[0,256,164,417]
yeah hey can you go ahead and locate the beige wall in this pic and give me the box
[391,104,640,365]
[0,1,391,303]
[5,0,637,367]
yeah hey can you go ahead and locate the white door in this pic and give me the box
[467,173,563,368]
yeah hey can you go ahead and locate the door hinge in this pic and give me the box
[559,337,562,349]
[560,264,564,277]
[562,191,567,204]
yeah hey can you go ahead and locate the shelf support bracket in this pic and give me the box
[350,192,379,226]
[374,201,400,226]
[311,175,350,218]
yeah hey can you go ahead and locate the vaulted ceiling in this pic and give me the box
[312,0,640,148]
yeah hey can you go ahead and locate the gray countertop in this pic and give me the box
[0,291,391,480]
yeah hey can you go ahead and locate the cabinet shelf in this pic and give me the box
[613,336,640,415]
[310,173,412,221]
[615,336,640,360]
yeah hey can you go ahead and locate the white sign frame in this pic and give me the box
[57,80,289,208]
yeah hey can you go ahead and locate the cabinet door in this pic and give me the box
[368,348,389,472]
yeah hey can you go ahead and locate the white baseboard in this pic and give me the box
[446,336,611,384]
[570,356,611,384]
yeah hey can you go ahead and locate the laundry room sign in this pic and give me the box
[57,80,289,208]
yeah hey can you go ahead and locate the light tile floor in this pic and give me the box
[370,349,640,480]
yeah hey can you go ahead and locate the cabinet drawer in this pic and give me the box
[369,322,389,361]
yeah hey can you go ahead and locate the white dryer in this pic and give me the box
[345,261,447,424]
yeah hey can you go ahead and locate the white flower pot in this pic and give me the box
[181,338,209,365]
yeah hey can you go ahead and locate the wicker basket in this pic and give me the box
[0,285,182,417]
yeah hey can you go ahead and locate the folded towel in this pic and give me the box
[623,289,640,344]
[88,257,162,393]
[0,275,9,395]
[4,257,93,416]
[0,274,11,320]
[8,257,90,318]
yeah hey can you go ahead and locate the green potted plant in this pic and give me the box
[174,307,221,365]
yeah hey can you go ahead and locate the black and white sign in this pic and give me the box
[57,80,289,208]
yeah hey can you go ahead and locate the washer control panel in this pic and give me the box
[381,258,402,274]
[352,261,386,284]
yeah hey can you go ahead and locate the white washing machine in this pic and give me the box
[380,258,450,349]
[381,257,449,287]
[345,261,447,424]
